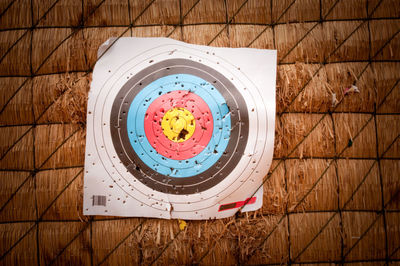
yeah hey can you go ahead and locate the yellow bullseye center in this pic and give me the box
[161,107,195,142]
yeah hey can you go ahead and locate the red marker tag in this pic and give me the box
[218,197,257,212]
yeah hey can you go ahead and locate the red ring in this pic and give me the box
[144,90,213,160]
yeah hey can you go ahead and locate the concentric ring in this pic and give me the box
[144,90,214,160]
[110,59,249,194]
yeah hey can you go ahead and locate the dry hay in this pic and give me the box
[0,0,399,265]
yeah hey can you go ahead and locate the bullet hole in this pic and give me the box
[177,128,189,141]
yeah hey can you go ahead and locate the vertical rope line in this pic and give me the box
[374,104,389,263]
[29,0,40,263]
[127,0,132,37]
[329,112,344,263]
[178,0,183,40]
[367,1,389,262]
[207,0,249,46]
[89,216,93,266]
[284,159,292,264]
[224,0,230,47]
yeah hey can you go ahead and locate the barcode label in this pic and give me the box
[92,195,106,206]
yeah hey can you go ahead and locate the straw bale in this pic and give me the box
[375,63,400,114]
[337,159,381,210]
[182,0,226,24]
[91,219,142,265]
[0,127,33,170]
[132,0,180,26]
[176,219,238,265]
[326,22,370,63]
[380,159,400,210]
[289,212,341,262]
[182,25,229,47]
[274,22,317,62]
[262,160,287,215]
[377,115,400,158]
[32,28,88,75]
[132,219,182,265]
[280,65,336,113]
[274,117,285,158]
[0,0,31,29]
[33,0,82,27]
[229,25,269,48]
[247,26,274,49]
[0,30,31,76]
[83,27,131,67]
[0,77,26,113]
[327,62,376,113]
[0,0,399,264]
[275,21,369,63]
[246,215,289,264]
[281,113,335,158]
[277,61,377,113]
[322,0,367,20]
[132,25,181,41]
[148,222,193,265]
[39,221,90,265]
[0,30,26,59]
[333,113,376,157]
[34,124,84,169]
[0,126,30,157]
[85,0,129,26]
[0,222,37,265]
[387,212,400,259]
[369,19,400,61]
[227,0,271,24]
[276,63,318,113]
[0,171,36,222]
[183,216,289,265]
[286,159,337,212]
[342,212,385,261]
[233,215,289,264]
[33,72,90,124]
[36,168,84,220]
[0,80,33,126]
[272,0,320,23]
[347,262,385,266]
[371,0,400,19]
[0,0,12,13]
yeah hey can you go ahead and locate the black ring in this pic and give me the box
[110,59,249,194]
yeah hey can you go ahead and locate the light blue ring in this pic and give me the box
[126,74,231,178]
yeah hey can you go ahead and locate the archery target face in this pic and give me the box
[83,38,276,219]
[111,59,248,195]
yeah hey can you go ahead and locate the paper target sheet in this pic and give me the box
[83,37,277,220]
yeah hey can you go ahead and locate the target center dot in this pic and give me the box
[161,107,195,142]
